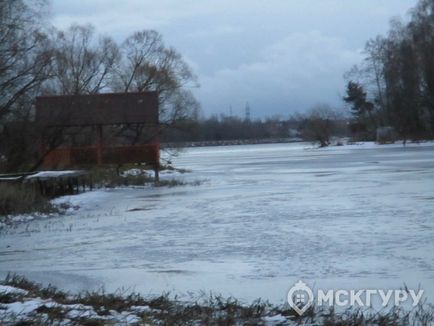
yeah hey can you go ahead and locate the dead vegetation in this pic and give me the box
[0,165,192,217]
[0,183,55,217]
[1,274,433,325]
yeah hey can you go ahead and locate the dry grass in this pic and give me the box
[0,183,55,217]
[1,274,434,325]
[89,167,154,188]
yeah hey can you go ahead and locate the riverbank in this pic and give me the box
[1,275,432,325]
[162,137,303,148]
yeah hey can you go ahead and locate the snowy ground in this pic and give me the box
[0,142,433,305]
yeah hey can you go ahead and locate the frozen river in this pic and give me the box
[1,142,434,304]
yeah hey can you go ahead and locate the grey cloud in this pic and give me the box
[196,31,363,117]
[51,0,418,117]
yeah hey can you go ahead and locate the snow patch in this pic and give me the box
[51,190,111,212]
[25,170,87,180]
[121,168,152,177]
[1,298,47,315]
[0,285,28,295]
[263,314,288,325]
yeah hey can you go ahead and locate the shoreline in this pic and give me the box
[1,274,433,325]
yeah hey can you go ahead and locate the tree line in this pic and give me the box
[161,106,349,148]
[165,0,434,146]
[0,0,199,172]
[1,0,433,172]
[344,0,434,142]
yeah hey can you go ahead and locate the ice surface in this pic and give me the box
[0,142,433,304]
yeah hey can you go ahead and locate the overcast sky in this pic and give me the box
[51,0,418,118]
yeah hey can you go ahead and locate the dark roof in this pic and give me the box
[36,92,158,126]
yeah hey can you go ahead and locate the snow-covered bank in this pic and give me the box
[0,167,196,229]
[1,142,433,305]
[0,279,159,325]
[0,276,300,325]
[1,276,432,325]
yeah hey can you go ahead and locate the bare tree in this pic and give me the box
[0,0,57,172]
[345,0,434,141]
[0,0,52,121]
[46,24,120,95]
[364,37,389,117]
[114,30,199,125]
[409,0,434,135]
[110,30,200,145]
[301,105,340,147]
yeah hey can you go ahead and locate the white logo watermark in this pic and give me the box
[287,280,424,316]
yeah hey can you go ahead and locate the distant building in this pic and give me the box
[376,126,396,144]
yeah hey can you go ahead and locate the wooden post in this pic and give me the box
[74,177,79,194]
[97,125,103,166]
[154,127,160,186]
[154,163,159,185]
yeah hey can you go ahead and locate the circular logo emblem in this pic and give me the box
[287,280,314,316]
